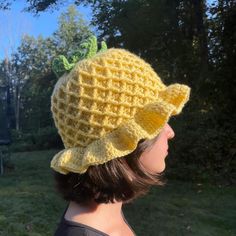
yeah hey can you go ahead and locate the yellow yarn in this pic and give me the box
[50,48,191,174]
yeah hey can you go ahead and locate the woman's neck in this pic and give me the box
[69,200,124,221]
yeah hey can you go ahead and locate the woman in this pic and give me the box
[50,35,191,236]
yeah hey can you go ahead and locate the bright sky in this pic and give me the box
[0,2,94,59]
[0,0,216,60]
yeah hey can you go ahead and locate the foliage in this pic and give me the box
[0,0,68,13]
[52,5,93,56]
[0,5,93,131]
[10,127,63,152]
[166,110,236,184]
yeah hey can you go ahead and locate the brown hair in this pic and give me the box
[53,135,165,205]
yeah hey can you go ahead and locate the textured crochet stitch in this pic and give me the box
[50,35,191,174]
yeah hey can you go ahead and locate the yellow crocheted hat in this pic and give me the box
[50,35,191,175]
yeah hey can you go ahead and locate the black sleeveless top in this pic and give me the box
[53,204,136,236]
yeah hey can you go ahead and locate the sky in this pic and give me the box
[0,1,93,59]
[0,0,216,60]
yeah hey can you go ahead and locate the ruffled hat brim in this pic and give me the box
[51,83,191,174]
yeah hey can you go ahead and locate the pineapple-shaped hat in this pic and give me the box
[51,35,191,174]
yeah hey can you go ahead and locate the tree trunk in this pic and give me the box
[15,81,20,131]
[192,0,209,93]
[192,0,209,66]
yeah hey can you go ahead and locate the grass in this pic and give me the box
[0,150,235,236]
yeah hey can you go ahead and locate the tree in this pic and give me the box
[0,0,66,13]
[52,5,93,57]
[0,0,94,13]
[0,10,31,130]
[0,57,22,130]
[7,5,93,131]
[207,0,236,112]
[11,34,57,130]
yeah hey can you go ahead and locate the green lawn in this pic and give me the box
[0,150,235,236]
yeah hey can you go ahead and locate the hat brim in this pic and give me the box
[50,83,191,174]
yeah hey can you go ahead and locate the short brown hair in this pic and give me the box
[52,136,164,204]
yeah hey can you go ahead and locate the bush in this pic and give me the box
[10,127,63,152]
[166,109,236,184]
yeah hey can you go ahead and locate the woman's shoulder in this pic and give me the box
[55,202,136,236]
[54,218,109,236]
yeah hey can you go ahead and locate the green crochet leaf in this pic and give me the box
[52,55,74,78]
[52,35,108,78]
[82,35,98,59]
[99,41,108,53]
